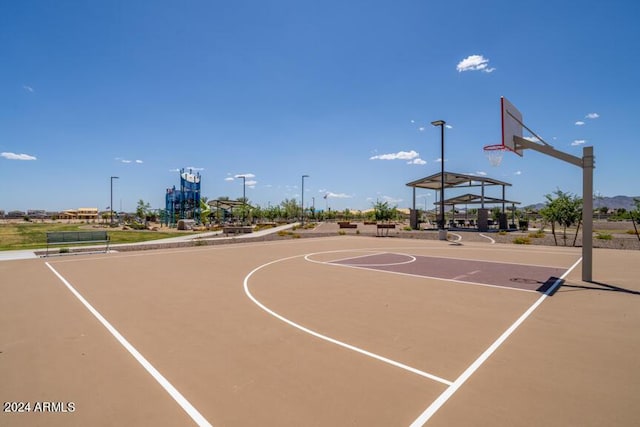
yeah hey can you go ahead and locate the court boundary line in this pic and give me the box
[408,256,582,427]
[43,236,579,269]
[243,253,454,386]
[45,262,213,427]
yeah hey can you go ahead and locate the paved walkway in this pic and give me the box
[0,223,298,262]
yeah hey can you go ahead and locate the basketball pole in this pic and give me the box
[514,136,595,282]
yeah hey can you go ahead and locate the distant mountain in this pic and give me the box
[525,195,639,212]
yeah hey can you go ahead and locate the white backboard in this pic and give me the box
[501,96,524,156]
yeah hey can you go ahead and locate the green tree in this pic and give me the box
[540,190,582,246]
[280,198,300,221]
[136,200,151,224]
[373,201,397,222]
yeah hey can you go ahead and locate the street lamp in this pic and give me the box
[301,175,309,225]
[110,176,119,226]
[431,120,446,239]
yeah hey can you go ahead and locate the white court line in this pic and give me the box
[479,233,495,243]
[408,256,582,427]
[243,254,453,386]
[330,252,417,267]
[323,250,389,264]
[45,262,213,427]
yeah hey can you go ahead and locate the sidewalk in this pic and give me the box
[0,223,298,262]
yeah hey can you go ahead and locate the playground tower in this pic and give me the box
[165,169,201,226]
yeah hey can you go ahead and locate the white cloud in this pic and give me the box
[457,54,495,73]
[169,168,180,172]
[407,158,426,165]
[514,171,522,175]
[445,124,453,129]
[185,166,205,171]
[245,180,258,188]
[571,139,587,146]
[381,195,403,204]
[575,121,585,126]
[370,150,419,160]
[585,113,600,119]
[224,177,234,182]
[325,192,352,199]
[418,127,425,132]
[1,152,37,160]
[23,85,34,93]
[234,173,256,179]
[475,171,487,176]
[118,157,143,164]
[523,136,540,143]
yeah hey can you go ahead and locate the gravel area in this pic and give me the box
[292,221,640,251]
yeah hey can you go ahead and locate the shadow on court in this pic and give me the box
[558,280,640,296]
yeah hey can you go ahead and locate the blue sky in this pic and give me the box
[2,0,639,213]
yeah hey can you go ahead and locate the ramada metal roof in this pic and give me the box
[405,171,512,190]
[440,193,520,206]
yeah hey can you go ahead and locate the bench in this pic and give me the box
[376,223,396,237]
[46,231,110,256]
[222,226,253,235]
[338,221,357,229]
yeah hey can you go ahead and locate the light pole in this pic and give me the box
[301,175,309,225]
[110,176,119,226]
[431,120,446,239]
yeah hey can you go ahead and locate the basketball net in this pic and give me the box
[483,144,507,167]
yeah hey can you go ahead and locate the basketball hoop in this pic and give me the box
[484,144,507,167]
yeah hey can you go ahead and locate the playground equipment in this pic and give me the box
[165,169,202,227]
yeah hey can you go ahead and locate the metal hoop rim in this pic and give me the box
[483,144,509,151]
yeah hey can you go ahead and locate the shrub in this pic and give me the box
[528,230,545,238]
[513,237,531,244]
[626,229,639,235]
[596,232,613,240]
[59,247,70,253]
[498,231,507,236]
[338,230,346,235]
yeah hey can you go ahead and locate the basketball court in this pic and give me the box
[2,235,639,426]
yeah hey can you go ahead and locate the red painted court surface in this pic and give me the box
[1,237,639,427]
